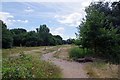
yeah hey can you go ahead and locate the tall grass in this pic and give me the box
[84,61,118,78]
[69,47,93,59]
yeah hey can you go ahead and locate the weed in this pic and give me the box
[2,46,61,79]
[69,47,93,59]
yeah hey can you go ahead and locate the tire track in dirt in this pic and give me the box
[41,47,88,78]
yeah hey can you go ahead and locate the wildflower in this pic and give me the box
[23,76,26,78]
[32,67,34,69]
[9,75,11,77]
[32,75,35,78]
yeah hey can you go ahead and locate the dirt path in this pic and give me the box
[8,45,88,78]
[41,47,88,78]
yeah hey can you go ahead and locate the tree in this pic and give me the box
[24,31,38,47]
[66,38,75,44]
[36,24,50,46]
[1,20,13,48]
[2,22,64,48]
[77,1,120,64]
[10,28,27,46]
[36,24,63,46]
[54,35,63,45]
[79,3,106,53]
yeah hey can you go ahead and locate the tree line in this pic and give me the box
[1,20,72,48]
[76,1,120,64]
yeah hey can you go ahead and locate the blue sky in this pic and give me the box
[0,0,119,40]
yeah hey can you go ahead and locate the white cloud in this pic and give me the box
[81,0,91,7]
[62,35,76,40]
[24,20,28,23]
[50,26,77,40]
[17,19,28,23]
[8,19,29,23]
[54,0,118,27]
[0,12,14,25]
[24,7,34,12]
[55,12,83,26]
[50,27,65,36]
[0,12,29,25]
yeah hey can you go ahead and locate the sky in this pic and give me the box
[0,0,119,40]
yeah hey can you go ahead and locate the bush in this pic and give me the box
[104,46,120,64]
[74,39,81,45]
[69,47,93,59]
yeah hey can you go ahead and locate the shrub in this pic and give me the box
[74,39,81,45]
[69,47,93,59]
[69,47,83,59]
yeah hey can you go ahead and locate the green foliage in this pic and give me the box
[1,20,13,48]
[54,35,63,45]
[76,1,120,64]
[1,21,63,48]
[74,39,81,45]
[10,28,27,46]
[69,47,93,59]
[2,53,61,79]
[36,24,63,46]
[65,38,75,44]
[10,28,27,34]
[24,31,38,47]
[2,54,33,79]
[36,24,50,33]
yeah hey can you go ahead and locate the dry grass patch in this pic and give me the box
[2,47,43,58]
[84,61,118,78]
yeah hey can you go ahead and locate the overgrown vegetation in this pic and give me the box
[74,1,120,64]
[2,52,61,79]
[69,47,93,59]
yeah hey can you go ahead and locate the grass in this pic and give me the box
[69,46,118,78]
[2,46,61,57]
[2,54,61,78]
[84,61,118,78]
[28,50,62,78]
[43,45,61,54]
[69,47,93,59]
[2,47,43,58]
[2,46,62,79]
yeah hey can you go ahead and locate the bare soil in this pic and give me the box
[41,45,88,78]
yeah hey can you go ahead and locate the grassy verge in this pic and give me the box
[42,45,61,54]
[2,46,60,58]
[2,46,62,79]
[2,47,43,58]
[69,46,118,78]
[84,61,118,78]
[2,54,61,78]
